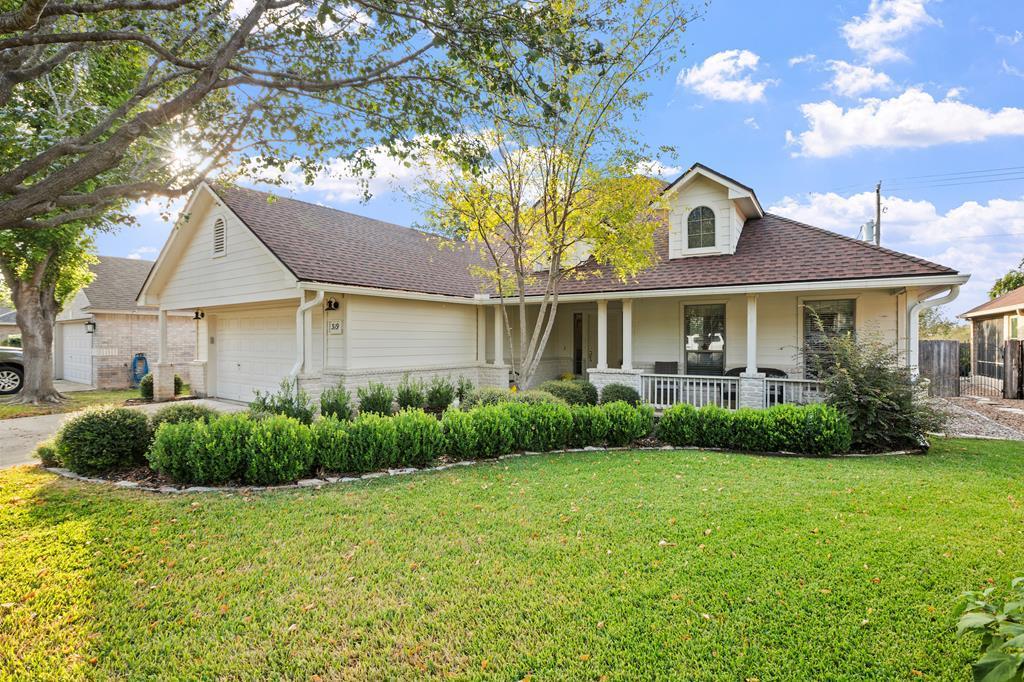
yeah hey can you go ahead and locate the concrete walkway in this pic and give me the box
[0,399,246,470]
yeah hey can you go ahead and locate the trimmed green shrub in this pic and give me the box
[470,405,515,457]
[251,377,315,424]
[767,404,806,453]
[799,403,853,456]
[730,408,777,453]
[244,415,314,485]
[425,377,456,411]
[519,402,573,452]
[358,382,395,416]
[569,404,610,447]
[455,376,474,403]
[320,382,353,421]
[147,421,196,482]
[34,439,60,467]
[396,375,426,410]
[343,412,398,471]
[600,383,641,406]
[538,380,598,406]
[657,403,699,447]
[393,409,445,467]
[311,416,350,471]
[441,408,478,459]
[695,404,733,448]
[602,401,654,446]
[150,403,218,432]
[56,407,151,474]
[461,387,565,409]
[139,372,184,399]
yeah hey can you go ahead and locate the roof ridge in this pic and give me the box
[761,212,954,273]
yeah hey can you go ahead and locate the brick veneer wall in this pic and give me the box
[92,313,196,389]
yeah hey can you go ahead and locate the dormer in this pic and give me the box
[662,164,764,259]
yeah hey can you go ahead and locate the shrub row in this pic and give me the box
[656,403,852,456]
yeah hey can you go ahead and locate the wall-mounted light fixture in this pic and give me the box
[193,310,205,320]
[325,298,340,311]
[84,320,97,334]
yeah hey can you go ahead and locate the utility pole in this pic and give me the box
[875,181,881,246]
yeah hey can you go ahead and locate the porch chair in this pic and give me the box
[652,361,678,405]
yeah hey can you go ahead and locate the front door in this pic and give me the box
[573,312,597,376]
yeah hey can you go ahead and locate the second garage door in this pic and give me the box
[60,321,94,385]
[214,308,295,402]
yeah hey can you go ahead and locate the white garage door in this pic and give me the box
[214,309,295,402]
[60,322,93,385]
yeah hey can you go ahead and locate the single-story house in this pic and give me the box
[137,164,968,408]
[0,308,17,344]
[55,255,196,388]
[959,285,1024,380]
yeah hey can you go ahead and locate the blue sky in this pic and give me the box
[100,0,1024,313]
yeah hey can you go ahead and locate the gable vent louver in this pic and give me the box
[212,217,226,256]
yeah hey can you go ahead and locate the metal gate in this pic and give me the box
[919,340,960,397]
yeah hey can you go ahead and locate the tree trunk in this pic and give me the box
[10,279,63,404]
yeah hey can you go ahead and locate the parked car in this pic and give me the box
[0,346,24,394]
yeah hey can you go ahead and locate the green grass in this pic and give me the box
[1,438,1022,680]
[0,389,139,420]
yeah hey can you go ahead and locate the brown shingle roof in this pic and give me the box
[84,256,156,311]
[212,185,958,299]
[961,285,1024,318]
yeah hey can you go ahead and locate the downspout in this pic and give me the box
[290,289,324,378]
[908,285,960,377]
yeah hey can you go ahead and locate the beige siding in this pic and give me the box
[667,175,739,258]
[56,290,91,321]
[158,201,298,310]
[342,295,478,370]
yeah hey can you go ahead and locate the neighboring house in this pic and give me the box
[0,308,17,344]
[959,285,1024,380]
[138,164,968,408]
[55,256,195,388]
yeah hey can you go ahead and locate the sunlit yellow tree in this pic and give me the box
[422,0,692,387]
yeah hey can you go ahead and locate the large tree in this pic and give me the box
[990,257,1024,299]
[421,0,692,388]
[0,0,620,401]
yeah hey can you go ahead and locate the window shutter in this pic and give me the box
[212,217,226,256]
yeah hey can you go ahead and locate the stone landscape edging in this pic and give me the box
[43,444,925,494]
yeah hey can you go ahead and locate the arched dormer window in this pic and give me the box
[687,206,716,248]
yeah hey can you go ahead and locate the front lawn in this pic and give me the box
[0,389,139,420]
[1,438,1022,680]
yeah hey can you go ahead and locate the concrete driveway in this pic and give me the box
[0,399,246,470]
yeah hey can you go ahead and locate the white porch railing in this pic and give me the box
[764,378,825,407]
[640,374,739,410]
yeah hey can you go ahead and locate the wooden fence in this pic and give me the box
[920,339,1023,399]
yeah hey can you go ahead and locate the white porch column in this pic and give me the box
[493,305,503,366]
[153,308,174,401]
[596,299,608,370]
[621,299,633,371]
[745,294,758,374]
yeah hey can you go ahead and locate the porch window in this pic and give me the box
[684,304,725,375]
[803,299,855,377]
[974,318,1004,378]
[687,207,716,248]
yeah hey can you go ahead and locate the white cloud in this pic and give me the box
[841,0,940,63]
[743,117,759,130]
[126,246,160,260]
[788,54,816,67]
[826,60,893,97]
[996,30,1023,45]
[678,50,777,103]
[787,88,1024,157]
[1003,60,1024,79]
[768,191,1024,310]
[635,160,682,179]
[945,87,963,99]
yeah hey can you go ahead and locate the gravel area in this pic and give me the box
[931,398,1024,440]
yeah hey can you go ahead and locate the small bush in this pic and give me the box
[150,403,218,432]
[311,416,350,471]
[147,421,197,482]
[425,376,456,411]
[730,408,777,453]
[695,405,733,448]
[538,379,598,406]
[512,389,565,405]
[461,387,565,409]
[455,376,474,403]
[34,439,60,467]
[956,576,1024,682]
[799,403,853,456]
[470,405,515,457]
[519,402,573,452]
[358,382,395,416]
[56,407,151,474]
[569,405,610,447]
[139,373,184,399]
[600,383,641,406]
[393,408,445,467]
[320,382,353,421]
[344,412,398,471]
[657,403,699,447]
[396,375,426,410]
[441,408,478,459]
[602,401,654,447]
[244,415,314,485]
[251,377,314,424]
